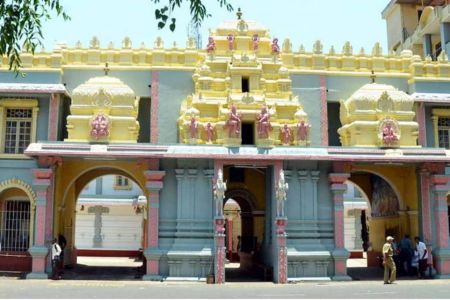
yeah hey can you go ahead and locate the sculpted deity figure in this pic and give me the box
[296,120,310,142]
[276,169,289,217]
[227,34,234,51]
[225,104,241,138]
[281,124,291,145]
[207,37,216,53]
[205,122,214,143]
[252,34,260,51]
[214,169,227,217]
[188,116,198,139]
[257,106,272,139]
[90,114,109,140]
[382,122,398,145]
[271,38,280,54]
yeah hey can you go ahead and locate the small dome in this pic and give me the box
[348,83,412,104]
[72,76,135,99]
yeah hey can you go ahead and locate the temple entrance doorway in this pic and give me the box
[222,165,271,282]
[344,170,411,280]
[56,165,147,280]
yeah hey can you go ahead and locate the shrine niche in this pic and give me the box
[338,83,419,147]
[177,17,309,147]
[66,75,140,143]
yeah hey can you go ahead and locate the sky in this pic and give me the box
[41,0,390,54]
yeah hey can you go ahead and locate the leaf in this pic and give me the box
[169,22,176,32]
[158,21,165,29]
[155,9,161,19]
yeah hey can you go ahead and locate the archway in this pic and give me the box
[56,165,147,280]
[344,171,409,280]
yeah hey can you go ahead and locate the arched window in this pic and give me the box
[0,198,31,252]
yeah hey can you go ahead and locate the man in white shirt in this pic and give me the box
[415,236,428,279]
[51,238,62,280]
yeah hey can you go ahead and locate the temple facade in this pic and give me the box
[1,4,450,282]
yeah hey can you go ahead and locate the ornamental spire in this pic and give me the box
[236,8,242,20]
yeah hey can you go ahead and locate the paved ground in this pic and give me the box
[1,257,447,299]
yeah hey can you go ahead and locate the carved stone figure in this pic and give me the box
[281,124,291,145]
[252,34,260,51]
[207,37,216,53]
[276,170,289,217]
[214,169,227,217]
[227,34,234,51]
[90,113,110,140]
[205,122,214,143]
[189,116,198,139]
[225,104,241,138]
[382,122,398,145]
[271,38,280,54]
[296,120,310,142]
[257,106,272,139]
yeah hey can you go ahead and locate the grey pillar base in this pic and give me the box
[332,274,352,281]
[142,274,164,281]
[26,272,48,280]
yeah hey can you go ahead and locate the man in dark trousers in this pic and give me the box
[58,234,67,272]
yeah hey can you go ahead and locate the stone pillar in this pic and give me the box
[431,175,450,278]
[274,165,288,284]
[417,102,427,147]
[213,167,226,284]
[329,173,351,281]
[27,168,53,279]
[440,22,450,60]
[47,93,60,141]
[423,34,433,58]
[143,170,166,281]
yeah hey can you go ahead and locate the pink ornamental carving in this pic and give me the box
[252,34,260,51]
[281,124,291,145]
[90,114,110,140]
[382,122,399,145]
[296,120,310,142]
[206,37,216,53]
[205,122,214,143]
[257,106,272,139]
[271,38,280,54]
[225,104,241,138]
[189,116,198,139]
[227,34,234,51]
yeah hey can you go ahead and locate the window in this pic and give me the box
[241,122,254,145]
[0,200,30,252]
[0,99,38,157]
[114,176,131,190]
[438,117,450,148]
[241,77,249,93]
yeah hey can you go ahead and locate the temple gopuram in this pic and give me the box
[1,2,450,283]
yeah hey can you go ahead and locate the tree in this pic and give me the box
[0,0,69,74]
[151,0,233,32]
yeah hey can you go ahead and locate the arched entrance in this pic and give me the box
[344,169,418,280]
[54,162,148,280]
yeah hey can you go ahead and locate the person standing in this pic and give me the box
[383,236,397,284]
[399,234,413,275]
[58,233,67,272]
[51,238,62,280]
[415,236,428,279]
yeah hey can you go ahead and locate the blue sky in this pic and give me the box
[42,0,390,54]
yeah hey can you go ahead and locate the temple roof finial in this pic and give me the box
[370,70,376,84]
[104,62,110,76]
[236,8,242,20]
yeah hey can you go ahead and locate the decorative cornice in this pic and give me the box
[412,93,450,103]
[0,83,67,95]
[0,178,37,208]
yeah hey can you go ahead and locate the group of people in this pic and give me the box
[382,235,428,284]
[51,234,67,280]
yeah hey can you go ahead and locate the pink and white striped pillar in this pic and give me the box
[142,170,166,281]
[329,172,351,281]
[27,168,54,279]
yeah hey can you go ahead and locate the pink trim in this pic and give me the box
[320,75,328,146]
[31,257,46,273]
[214,218,226,284]
[35,206,46,245]
[420,170,432,243]
[47,94,60,141]
[335,261,346,274]
[276,218,288,284]
[150,71,159,143]
[417,102,427,146]
[334,210,344,248]
[147,260,159,274]
[431,175,450,249]
[45,170,55,245]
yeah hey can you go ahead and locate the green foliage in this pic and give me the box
[151,0,233,32]
[0,0,69,75]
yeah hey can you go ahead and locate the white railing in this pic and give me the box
[0,200,30,252]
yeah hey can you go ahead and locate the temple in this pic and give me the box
[1,2,450,283]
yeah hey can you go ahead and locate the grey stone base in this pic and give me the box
[165,276,206,282]
[26,272,48,280]
[332,274,352,281]
[433,274,450,279]
[142,274,163,281]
